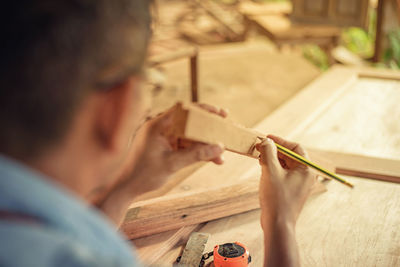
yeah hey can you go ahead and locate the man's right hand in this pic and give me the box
[256,135,316,225]
[256,135,317,267]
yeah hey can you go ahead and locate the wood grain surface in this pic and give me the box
[195,176,400,267]
[293,77,400,160]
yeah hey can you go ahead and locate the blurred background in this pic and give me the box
[145,0,399,127]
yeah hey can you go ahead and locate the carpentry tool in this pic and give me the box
[257,136,354,188]
[176,232,251,267]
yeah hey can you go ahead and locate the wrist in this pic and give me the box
[261,205,296,232]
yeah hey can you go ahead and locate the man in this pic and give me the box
[0,1,316,266]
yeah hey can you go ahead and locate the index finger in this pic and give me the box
[267,135,308,158]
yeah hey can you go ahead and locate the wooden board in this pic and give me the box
[309,149,400,183]
[124,176,327,240]
[150,66,400,265]
[123,179,260,239]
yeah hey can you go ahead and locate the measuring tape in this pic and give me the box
[199,242,251,267]
[176,233,251,267]
[212,242,251,267]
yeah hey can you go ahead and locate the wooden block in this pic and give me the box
[165,103,262,158]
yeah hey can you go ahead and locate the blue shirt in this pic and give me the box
[0,155,142,267]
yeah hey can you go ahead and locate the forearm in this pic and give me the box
[98,182,136,227]
[263,213,300,267]
[98,166,170,226]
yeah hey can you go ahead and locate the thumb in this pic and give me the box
[256,138,282,174]
[166,143,224,172]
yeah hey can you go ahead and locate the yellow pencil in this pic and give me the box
[257,137,353,188]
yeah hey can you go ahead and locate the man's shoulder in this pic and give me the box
[0,221,140,267]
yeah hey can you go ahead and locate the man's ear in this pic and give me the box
[94,77,142,153]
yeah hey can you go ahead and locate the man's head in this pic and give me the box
[0,0,152,195]
[0,0,151,159]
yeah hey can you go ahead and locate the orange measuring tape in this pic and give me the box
[211,242,251,267]
[176,233,251,267]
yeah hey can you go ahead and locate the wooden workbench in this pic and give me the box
[132,66,400,266]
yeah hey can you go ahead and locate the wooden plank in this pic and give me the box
[124,176,328,240]
[309,149,400,183]
[358,66,400,80]
[122,178,260,239]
